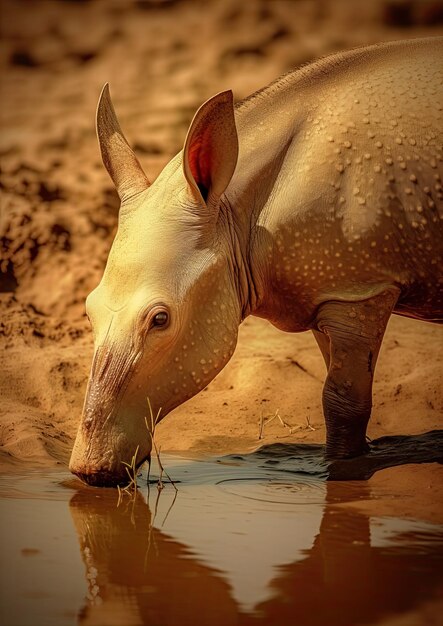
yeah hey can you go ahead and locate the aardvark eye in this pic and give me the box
[152,311,169,327]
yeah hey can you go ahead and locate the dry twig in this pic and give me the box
[305,415,316,431]
[258,408,296,439]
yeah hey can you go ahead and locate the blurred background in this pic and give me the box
[1,0,443,318]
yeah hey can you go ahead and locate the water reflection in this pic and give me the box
[256,486,443,626]
[69,458,443,626]
[71,489,238,626]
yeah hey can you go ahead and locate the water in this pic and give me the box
[1,447,442,626]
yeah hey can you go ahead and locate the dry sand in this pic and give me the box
[1,0,442,519]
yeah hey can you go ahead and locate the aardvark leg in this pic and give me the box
[314,291,398,459]
[312,329,331,369]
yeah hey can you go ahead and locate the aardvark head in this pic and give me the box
[70,85,240,486]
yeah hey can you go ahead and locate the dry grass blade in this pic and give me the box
[145,398,178,492]
[117,398,178,508]
[121,444,140,487]
[258,412,265,439]
[117,445,141,507]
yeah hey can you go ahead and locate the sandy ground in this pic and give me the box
[1,0,443,519]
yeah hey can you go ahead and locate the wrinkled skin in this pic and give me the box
[70,159,241,485]
[70,38,443,486]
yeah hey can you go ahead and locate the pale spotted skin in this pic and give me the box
[70,38,442,486]
[230,37,442,328]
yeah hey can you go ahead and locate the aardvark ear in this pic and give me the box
[183,90,238,206]
[96,84,150,203]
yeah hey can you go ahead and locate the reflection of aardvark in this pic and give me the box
[70,489,238,626]
[69,37,443,486]
[69,480,443,626]
[257,483,443,626]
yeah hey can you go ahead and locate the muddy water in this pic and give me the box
[1,447,442,626]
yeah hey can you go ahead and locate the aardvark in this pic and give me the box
[70,38,442,486]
